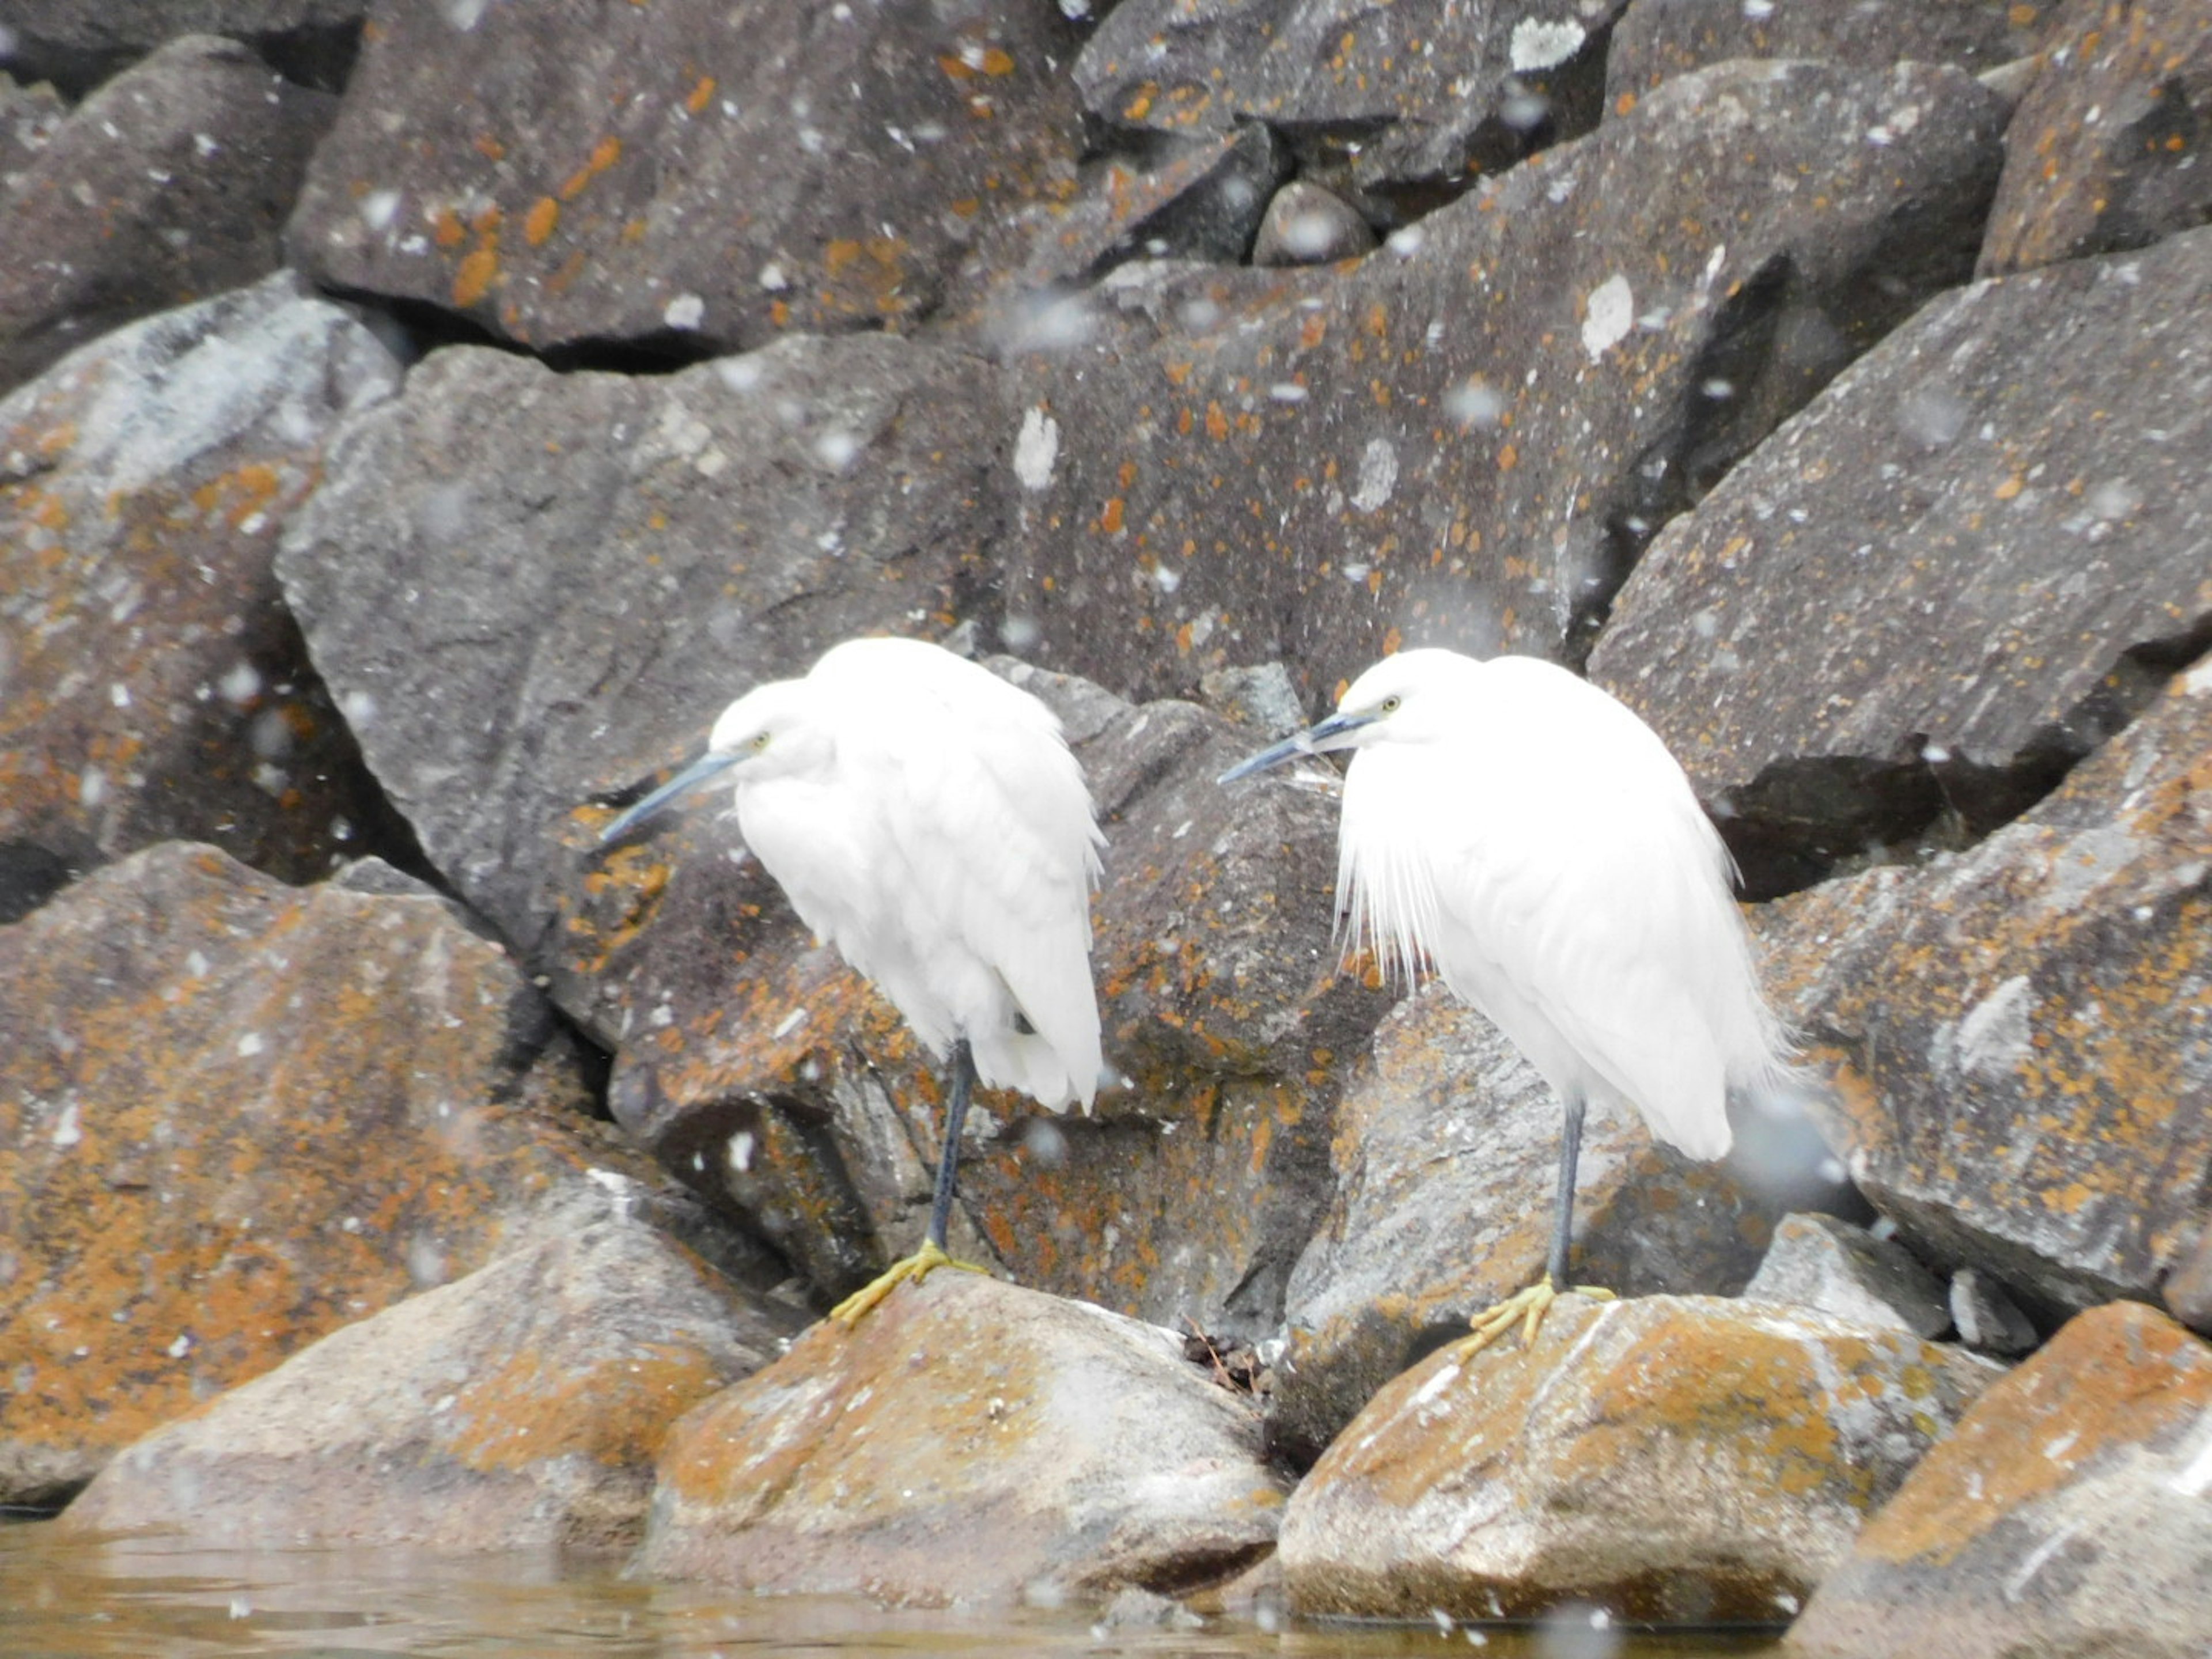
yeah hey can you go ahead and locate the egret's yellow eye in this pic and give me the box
[1380,695,1402,714]
[752,730,771,751]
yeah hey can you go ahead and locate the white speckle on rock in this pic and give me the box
[1509,17,1585,72]
[1955,975,2033,1078]
[236,1032,264,1058]
[663,293,706,331]
[1352,437,1398,512]
[1014,406,1060,491]
[1582,274,1634,360]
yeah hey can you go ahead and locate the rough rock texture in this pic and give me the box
[0,1,363,96]
[1251,180,1377,267]
[1594,226,2212,896]
[1787,1301,2212,1659]
[59,1194,802,1551]
[0,79,66,191]
[1752,660,2212,1327]
[0,36,337,394]
[1280,1294,2001,1623]
[1744,1213,1953,1342]
[0,270,407,925]
[1267,983,1802,1464]
[593,661,1388,1334]
[1980,0,2212,275]
[275,331,1007,979]
[1072,0,1624,215]
[1022,126,1287,288]
[636,1269,1289,1603]
[1005,58,2007,706]
[286,0,1085,355]
[1606,0,2050,101]
[0,843,667,1508]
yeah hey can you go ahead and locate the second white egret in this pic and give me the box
[600,636,1105,1324]
[1221,647,1789,1350]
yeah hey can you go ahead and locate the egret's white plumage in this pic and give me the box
[1221,646,1789,1346]
[599,635,1104,1319]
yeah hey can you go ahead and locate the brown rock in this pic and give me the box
[59,1195,801,1551]
[1751,663,2212,1323]
[285,0,1084,354]
[1593,226,2212,896]
[0,843,660,1506]
[0,270,406,923]
[0,36,336,393]
[1980,0,2212,275]
[1268,983,1800,1464]
[635,1269,1290,1603]
[1787,1301,2212,1659]
[1279,1294,2002,1623]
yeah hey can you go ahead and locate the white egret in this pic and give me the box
[599,637,1105,1324]
[1221,648,1789,1350]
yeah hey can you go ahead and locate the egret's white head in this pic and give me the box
[1218,648,1477,781]
[599,676,823,842]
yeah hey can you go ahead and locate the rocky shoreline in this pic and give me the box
[3,1,2208,1653]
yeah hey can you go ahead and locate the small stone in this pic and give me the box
[1743,1212,1950,1339]
[1250,182,1376,267]
[1949,1267,2037,1356]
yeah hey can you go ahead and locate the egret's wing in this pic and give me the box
[833,662,1104,1108]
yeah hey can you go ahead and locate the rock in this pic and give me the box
[594,659,1387,1334]
[0,842,722,1508]
[1786,1301,2212,1659]
[1249,180,1376,267]
[1198,660,1308,738]
[1948,1267,2039,1356]
[1745,1214,1952,1342]
[1022,126,1287,287]
[635,1269,1289,1603]
[1072,0,1623,213]
[0,78,66,192]
[285,0,1084,355]
[1267,983,1799,1464]
[0,36,337,395]
[0,270,408,924]
[1980,0,2212,275]
[1004,58,2006,705]
[58,1192,801,1551]
[1751,661,2212,1327]
[1606,0,2048,104]
[1593,226,2212,897]
[0,1,363,96]
[1278,1294,2002,1622]
[275,330,1006,980]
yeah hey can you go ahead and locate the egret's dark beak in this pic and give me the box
[1217,709,1376,785]
[597,749,743,844]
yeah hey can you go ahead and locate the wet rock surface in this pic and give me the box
[0,270,404,923]
[58,1191,801,1550]
[1279,1294,2001,1623]
[1786,1301,2212,1659]
[637,1268,1289,1603]
[0,36,336,394]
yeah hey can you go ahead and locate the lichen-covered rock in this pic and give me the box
[1744,1213,1952,1342]
[1005,58,2005,706]
[58,1191,802,1551]
[1787,1301,2212,1659]
[1,270,407,923]
[286,0,1084,354]
[1020,125,1287,288]
[595,661,1388,1336]
[1605,0,2047,102]
[0,37,336,393]
[1752,662,2212,1325]
[0,843,684,1508]
[1268,983,1801,1464]
[635,1268,1289,1604]
[1593,226,2212,895]
[0,0,363,96]
[1979,0,2212,275]
[1279,1294,2001,1623]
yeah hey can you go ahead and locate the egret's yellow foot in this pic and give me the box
[1456,1275,1616,1357]
[829,1237,987,1326]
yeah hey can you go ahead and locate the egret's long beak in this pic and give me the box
[597,749,743,844]
[1217,709,1376,785]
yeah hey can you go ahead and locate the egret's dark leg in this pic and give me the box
[830,1038,988,1326]
[1548,1090,1586,1288]
[923,1038,976,1251]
